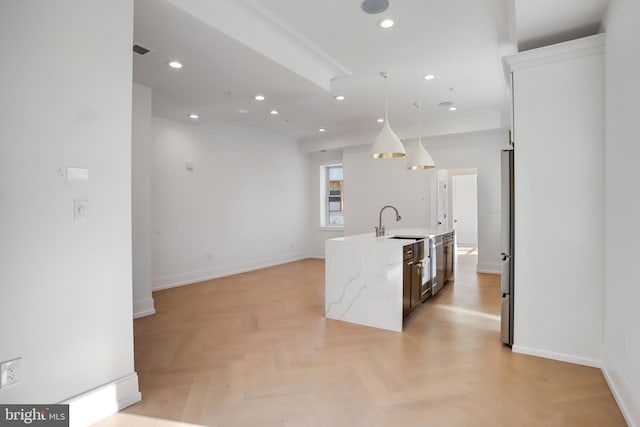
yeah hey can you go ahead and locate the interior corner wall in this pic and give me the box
[425,130,507,274]
[151,118,310,290]
[0,0,140,424]
[132,83,155,318]
[308,150,344,258]
[603,0,640,424]
[342,144,433,237]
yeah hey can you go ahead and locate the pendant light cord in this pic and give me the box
[417,103,421,141]
[384,73,389,121]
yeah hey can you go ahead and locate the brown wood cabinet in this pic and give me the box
[444,232,455,283]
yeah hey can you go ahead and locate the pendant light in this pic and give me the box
[371,73,406,159]
[407,102,435,169]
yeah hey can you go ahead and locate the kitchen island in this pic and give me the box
[325,228,454,332]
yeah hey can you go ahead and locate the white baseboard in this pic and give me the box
[307,252,325,259]
[152,253,310,291]
[602,348,640,427]
[133,297,155,319]
[476,261,500,275]
[63,372,141,427]
[512,344,601,368]
[476,268,500,275]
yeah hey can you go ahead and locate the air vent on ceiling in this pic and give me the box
[133,44,151,55]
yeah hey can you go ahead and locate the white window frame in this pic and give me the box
[319,163,344,230]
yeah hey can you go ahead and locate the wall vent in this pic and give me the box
[133,44,151,55]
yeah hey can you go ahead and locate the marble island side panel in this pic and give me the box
[325,236,405,332]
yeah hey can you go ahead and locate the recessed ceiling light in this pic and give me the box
[449,106,457,111]
[168,61,182,69]
[318,128,326,132]
[335,95,345,101]
[377,118,384,123]
[423,74,435,80]
[438,101,454,108]
[189,114,199,119]
[378,18,394,29]
[270,110,278,115]
[254,95,265,101]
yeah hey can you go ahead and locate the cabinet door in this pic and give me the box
[403,261,412,315]
[410,262,421,308]
[435,239,444,293]
[444,237,454,282]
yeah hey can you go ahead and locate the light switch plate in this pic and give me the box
[73,200,88,221]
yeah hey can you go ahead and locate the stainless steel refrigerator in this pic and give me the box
[500,149,514,346]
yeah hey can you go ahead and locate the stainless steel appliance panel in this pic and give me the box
[433,237,444,295]
[430,238,436,287]
[418,239,431,299]
[500,149,515,346]
[501,294,510,344]
[501,256,510,294]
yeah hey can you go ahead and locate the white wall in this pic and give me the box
[425,130,506,273]
[0,1,140,424]
[308,150,344,257]
[603,0,640,424]
[151,118,310,289]
[507,36,605,367]
[343,144,433,236]
[132,84,155,318]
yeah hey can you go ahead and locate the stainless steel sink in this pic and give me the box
[386,235,425,240]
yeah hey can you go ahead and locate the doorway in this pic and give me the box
[434,168,479,271]
[452,173,478,246]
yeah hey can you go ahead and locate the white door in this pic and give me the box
[452,174,478,245]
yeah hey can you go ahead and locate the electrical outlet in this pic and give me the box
[0,358,22,388]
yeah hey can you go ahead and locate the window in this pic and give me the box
[321,164,344,227]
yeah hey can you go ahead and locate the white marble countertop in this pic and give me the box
[331,227,453,242]
[324,228,454,332]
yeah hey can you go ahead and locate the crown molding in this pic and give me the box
[504,33,605,72]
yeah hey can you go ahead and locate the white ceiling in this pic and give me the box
[132,0,608,147]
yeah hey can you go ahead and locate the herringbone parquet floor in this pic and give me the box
[95,247,626,427]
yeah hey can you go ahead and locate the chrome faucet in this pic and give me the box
[375,205,401,237]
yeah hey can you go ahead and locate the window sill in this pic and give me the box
[317,226,344,232]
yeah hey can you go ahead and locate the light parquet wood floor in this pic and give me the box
[95,248,626,427]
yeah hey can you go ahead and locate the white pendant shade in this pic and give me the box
[406,101,435,169]
[407,139,435,169]
[371,120,405,158]
[371,72,405,159]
